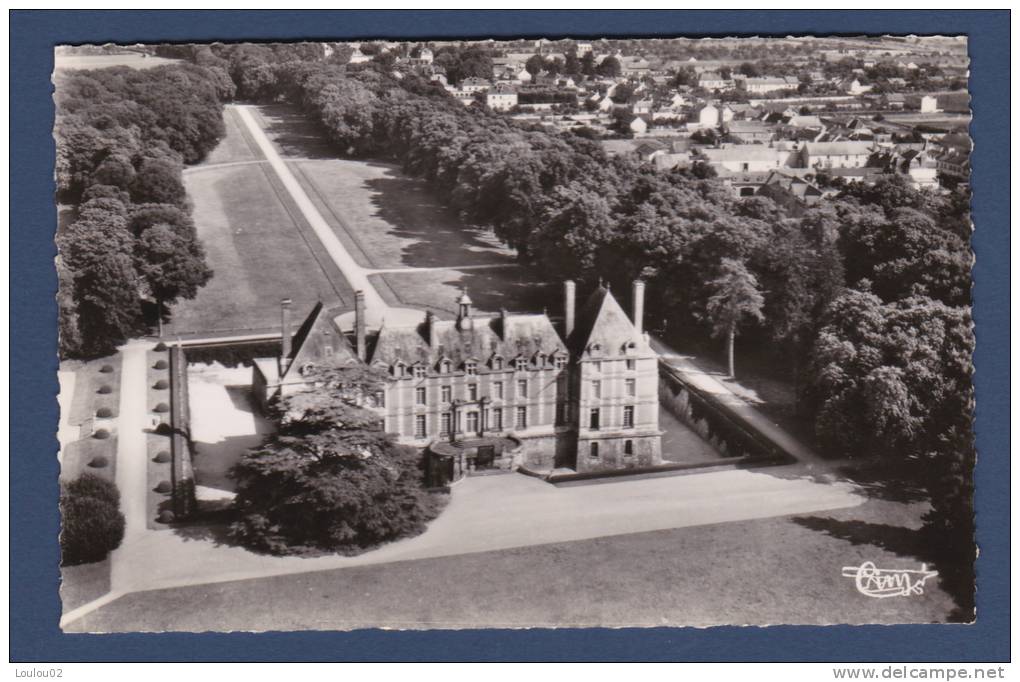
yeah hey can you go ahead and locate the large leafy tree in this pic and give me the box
[135,224,213,333]
[230,365,443,556]
[704,258,765,378]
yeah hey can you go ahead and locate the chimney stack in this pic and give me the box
[632,280,645,335]
[564,280,576,338]
[355,290,366,362]
[425,310,436,348]
[280,298,293,364]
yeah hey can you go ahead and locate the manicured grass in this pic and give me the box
[253,103,517,270]
[166,162,353,337]
[198,107,263,167]
[372,267,558,319]
[66,496,958,632]
[146,349,174,529]
[54,54,182,72]
[60,355,121,483]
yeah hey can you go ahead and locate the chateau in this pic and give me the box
[253,280,662,482]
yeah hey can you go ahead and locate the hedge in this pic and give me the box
[97,385,113,395]
[93,428,110,440]
[60,474,125,565]
[96,407,114,418]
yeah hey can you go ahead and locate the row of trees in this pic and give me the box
[54,64,227,357]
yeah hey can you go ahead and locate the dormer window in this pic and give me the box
[554,353,567,370]
[413,364,426,379]
[465,360,478,376]
[492,356,504,371]
[514,357,528,372]
[439,358,452,374]
[393,362,406,378]
[534,352,546,368]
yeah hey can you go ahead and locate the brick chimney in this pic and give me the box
[564,280,576,338]
[355,290,366,362]
[632,280,645,335]
[280,298,293,365]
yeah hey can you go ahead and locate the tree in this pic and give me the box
[60,474,125,565]
[597,56,622,78]
[230,365,443,555]
[704,258,765,378]
[525,54,546,77]
[135,224,213,334]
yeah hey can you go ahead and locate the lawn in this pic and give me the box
[372,268,558,319]
[166,161,354,338]
[53,53,182,72]
[198,107,264,167]
[253,103,517,271]
[60,354,121,483]
[65,495,959,632]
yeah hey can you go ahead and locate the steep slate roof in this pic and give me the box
[569,286,647,357]
[281,303,358,381]
[700,145,787,164]
[369,312,566,369]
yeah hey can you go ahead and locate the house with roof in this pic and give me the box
[759,169,825,205]
[629,116,649,135]
[459,77,492,94]
[698,72,733,92]
[697,144,792,174]
[800,141,876,169]
[690,103,720,129]
[737,76,800,94]
[255,282,663,482]
[723,120,775,144]
[486,84,518,111]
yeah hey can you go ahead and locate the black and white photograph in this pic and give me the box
[51,32,977,633]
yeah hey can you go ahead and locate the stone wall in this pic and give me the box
[169,345,197,518]
[658,361,789,464]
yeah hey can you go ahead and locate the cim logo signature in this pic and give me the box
[841,562,939,598]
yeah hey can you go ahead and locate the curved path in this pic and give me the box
[233,105,422,329]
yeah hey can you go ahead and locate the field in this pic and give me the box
[53,53,182,72]
[64,495,956,631]
[165,109,355,338]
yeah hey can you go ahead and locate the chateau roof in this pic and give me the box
[369,312,566,368]
[569,285,647,357]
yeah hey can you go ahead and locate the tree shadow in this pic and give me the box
[835,460,930,504]
[169,508,241,548]
[254,103,341,160]
[791,515,929,561]
[364,174,519,269]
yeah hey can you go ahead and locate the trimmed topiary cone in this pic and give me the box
[88,455,109,468]
[153,379,169,390]
[155,480,172,494]
[154,342,168,351]
[153,359,168,370]
[97,385,113,395]
[153,450,171,463]
[95,407,114,418]
[93,429,110,440]
[154,423,173,435]
[99,364,114,373]
[153,402,170,413]
[157,510,176,524]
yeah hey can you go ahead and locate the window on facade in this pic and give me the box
[624,439,634,456]
[626,359,636,371]
[468,384,478,401]
[590,408,600,430]
[623,405,635,428]
[493,381,504,399]
[592,380,602,399]
[515,357,528,371]
[441,385,452,403]
[492,407,503,430]
[555,401,567,425]
[466,411,479,433]
[415,387,427,406]
[554,354,567,370]
[414,414,427,439]
[626,378,636,397]
[465,361,477,376]
[590,442,599,459]
[515,406,528,429]
[592,360,602,372]
[517,379,528,398]
[324,346,333,357]
[374,391,386,408]
[440,412,451,435]
[413,365,426,379]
